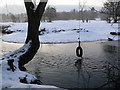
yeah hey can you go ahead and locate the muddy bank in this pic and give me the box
[1,41,120,88]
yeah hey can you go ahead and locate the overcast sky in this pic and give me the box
[0,0,106,14]
[0,0,106,6]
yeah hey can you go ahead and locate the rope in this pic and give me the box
[76,0,83,58]
[5,0,9,15]
[78,0,81,43]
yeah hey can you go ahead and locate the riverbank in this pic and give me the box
[1,40,120,88]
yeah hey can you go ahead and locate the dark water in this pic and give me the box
[2,41,120,88]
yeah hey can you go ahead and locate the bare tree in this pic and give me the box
[10,13,17,22]
[44,6,57,22]
[17,0,47,71]
[101,0,120,23]
[79,1,87,22]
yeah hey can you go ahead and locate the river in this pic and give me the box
[1,41,120,88]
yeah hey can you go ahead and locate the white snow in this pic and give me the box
[1,20,119,43]
[0,40,59,89]
[0,20,119,89]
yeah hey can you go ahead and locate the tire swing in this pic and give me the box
[76,40,83,57]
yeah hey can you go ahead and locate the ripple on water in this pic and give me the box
[2,41,120,88]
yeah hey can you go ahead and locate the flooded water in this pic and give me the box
[2,41,120,89]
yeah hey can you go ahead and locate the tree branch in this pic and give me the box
[36,0,48,20]
[24,0,34,19]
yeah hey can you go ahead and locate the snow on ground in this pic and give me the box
[0,40,59,89]
[0,20,119,89]
[1,20,119,43]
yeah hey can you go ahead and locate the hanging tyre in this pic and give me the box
[76,46,83,57]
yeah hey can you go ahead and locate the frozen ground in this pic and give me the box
[1,20,119,43]
[0,20,119,89]
[0,41,59,89]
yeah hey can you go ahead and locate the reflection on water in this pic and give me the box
[2,41,120,88]
[75,59,91,88]
[75,59,83,88]
[75,59,82,70]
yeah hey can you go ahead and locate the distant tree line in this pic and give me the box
[0,7,99,22]
[0,13,27,22]
[42,6,99,22]
[1,1,119,23]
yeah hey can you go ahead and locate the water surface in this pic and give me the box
[2,41,120,88]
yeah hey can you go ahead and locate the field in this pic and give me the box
[1,20,119,43]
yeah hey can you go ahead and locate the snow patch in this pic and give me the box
[0,40,59,89]
[1,20,119,43]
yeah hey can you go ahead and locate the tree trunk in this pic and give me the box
[19,0,47,71]
[113,13,118,23]
[114,16,118,23]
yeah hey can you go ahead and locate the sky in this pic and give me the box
[0,0,106,6]
[0,0,107,14]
